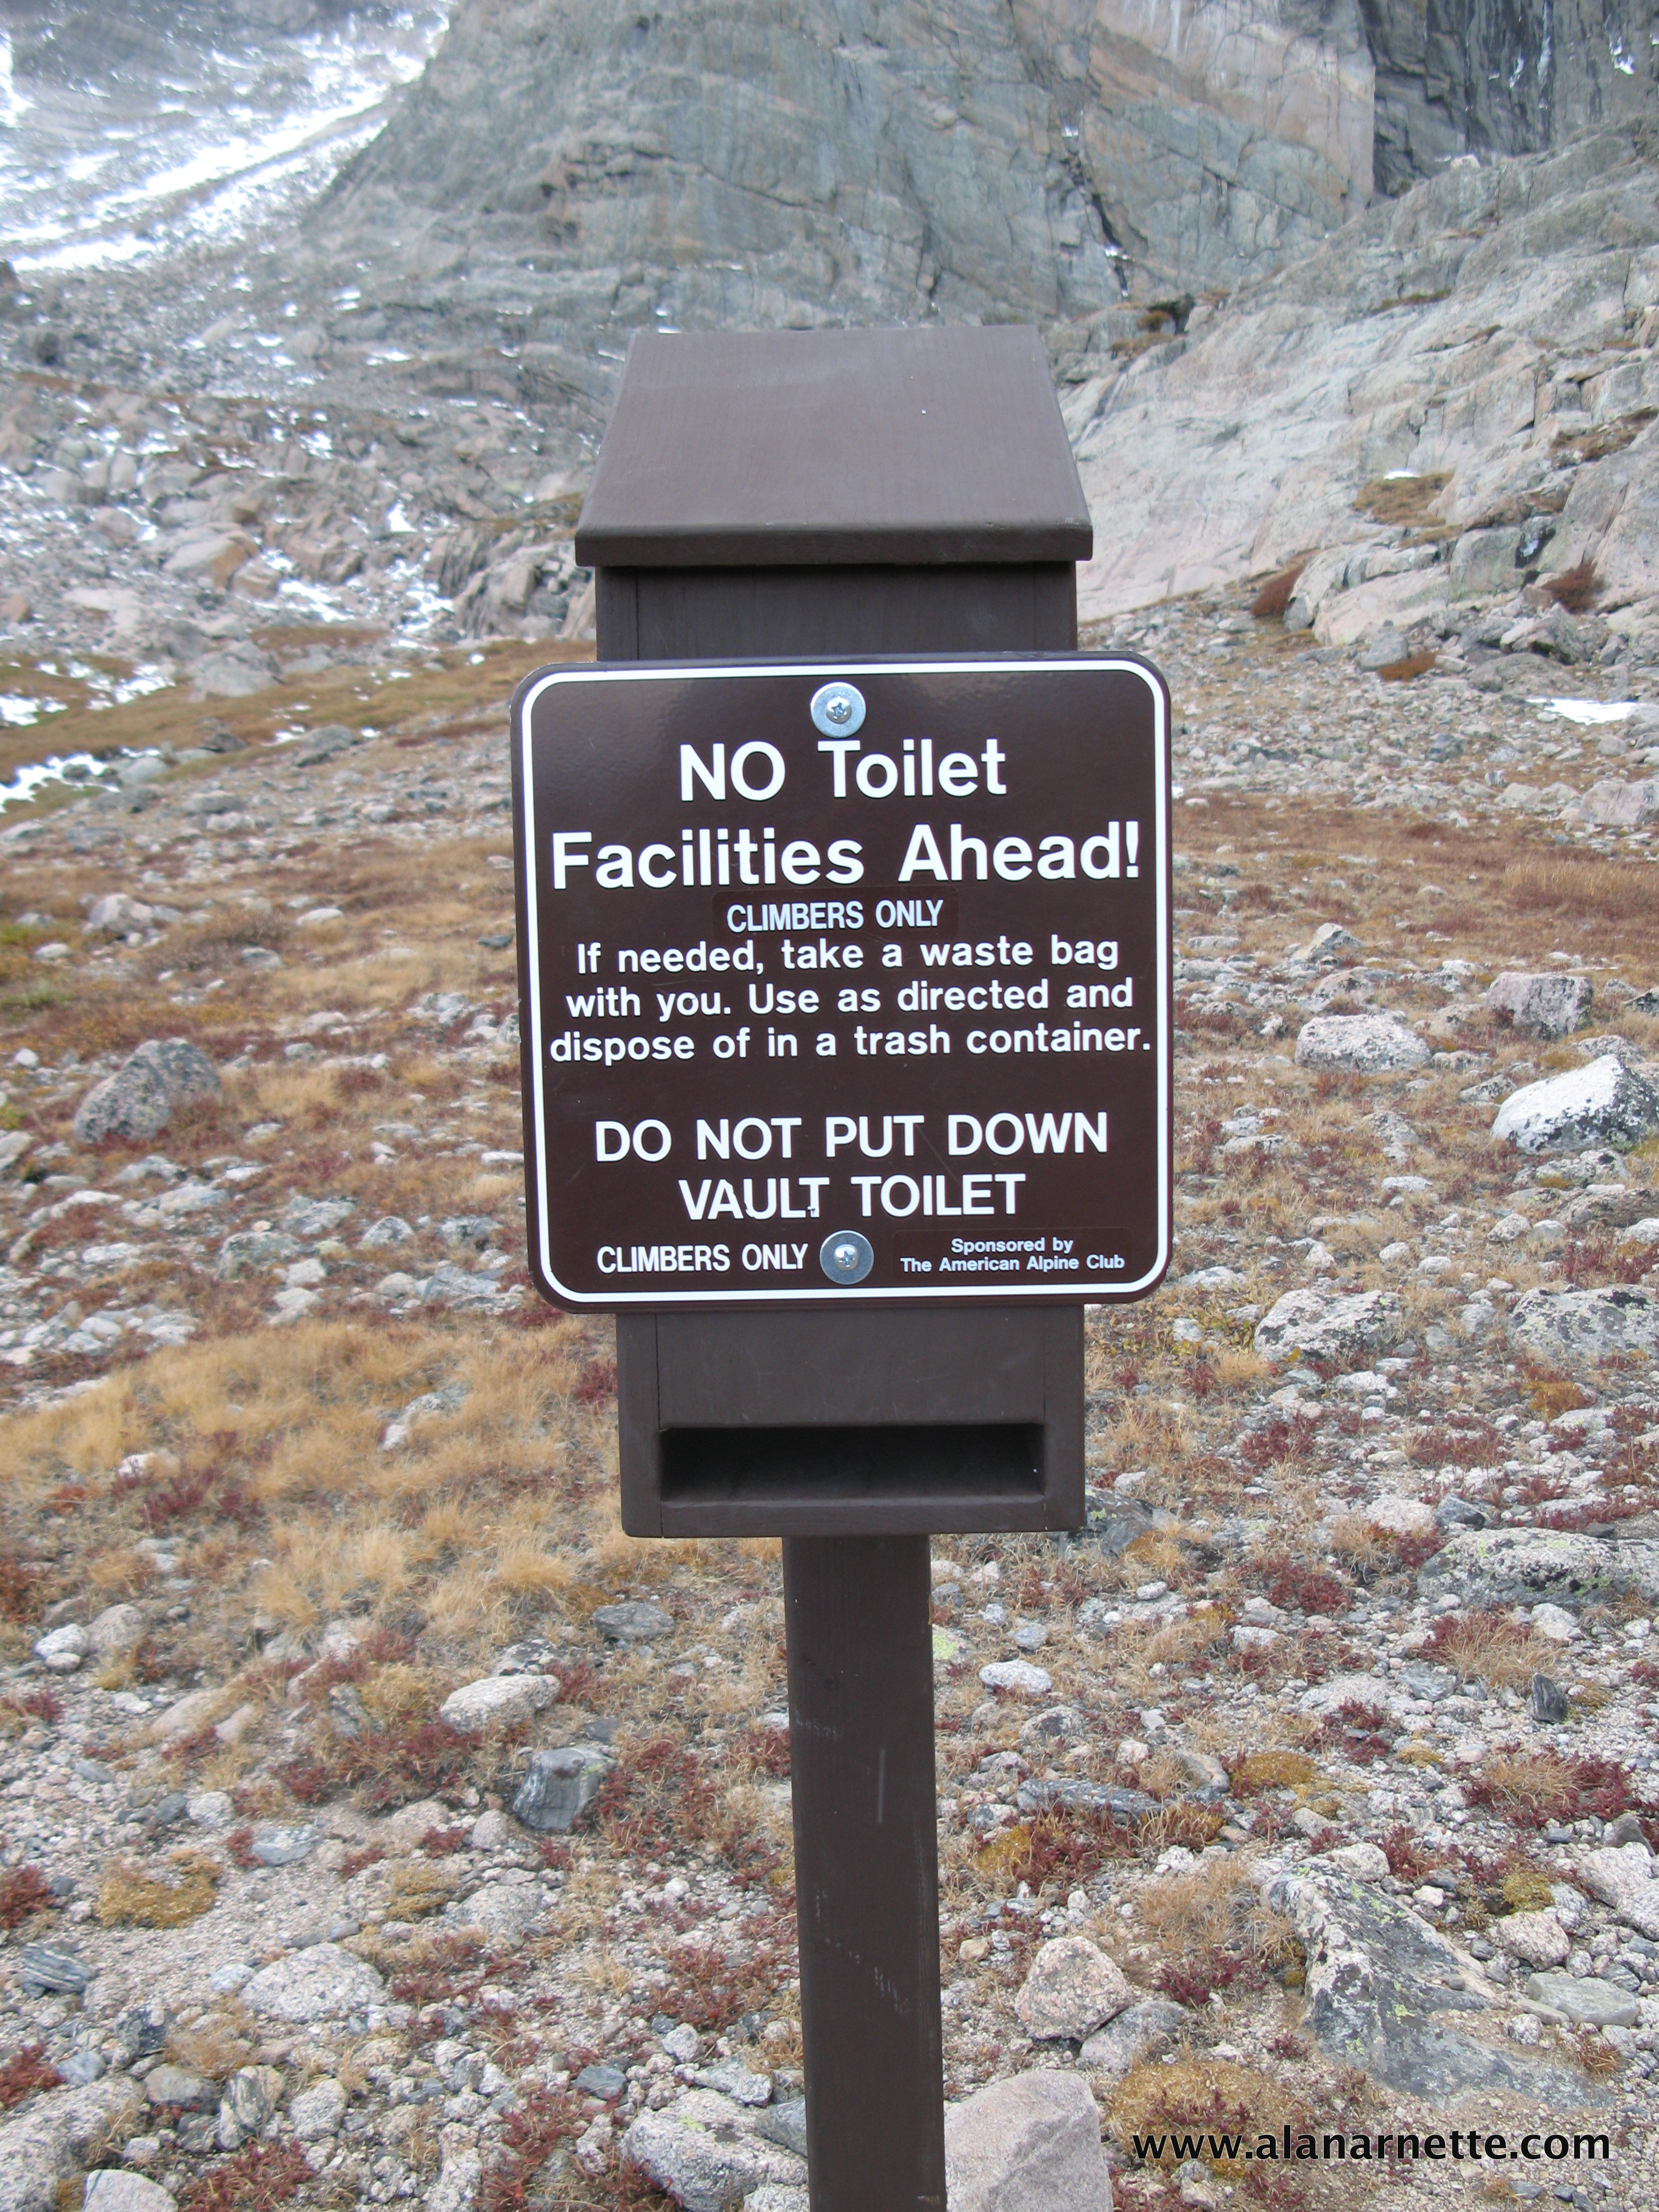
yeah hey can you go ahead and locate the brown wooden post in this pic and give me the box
[783,1536,945,2211]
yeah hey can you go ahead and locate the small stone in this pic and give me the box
[1019,1706,1085,1750]
[82,2175,178,2212]
[1366,1495,1437,1538]
[620,2103,806,2210]
[1254,1287,1400,1366]
[18,1945,92,1994]
[240,1943,386,2025]
[185,1791,232,1829]
[1014,1935,1133,2039]
[144,2065,216,2111]
[1325,1842,1390,1883]
[445,1882,547,1944]
[1580,1843,1659,1939]
[592,1600,674,1642]
[208,1965,255,1997]
[1528,1604,1578,1643]
[250,1823,321,1866]
[88,1604,146,1661]
[288,2077,347,2141]
[468,1809,513,1852]
[575,2063,627,2100]
[439,1673,558,1731]
[978,1660,1053,1698]
[33,1623,89,1672]
[661,2025,701,2062]
[218,2065,283,2147]
[1494,1911,1570,1968]
[511,1745,611,1833]
[943,2070,1112,2212]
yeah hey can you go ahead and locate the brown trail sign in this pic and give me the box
[511,655,1171,1307]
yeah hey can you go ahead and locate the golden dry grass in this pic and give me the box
[97,1851,220,1929]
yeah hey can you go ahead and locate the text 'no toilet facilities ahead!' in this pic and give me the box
[511,654,1171,1305]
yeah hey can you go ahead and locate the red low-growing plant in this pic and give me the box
[0,2043,59,2110]
[1247,1553,1352,1617]
[0,1866,55,1931]
[1239,1416,1318,1471]
[1157,1945,1269,2008]
[177,2140,317,2212]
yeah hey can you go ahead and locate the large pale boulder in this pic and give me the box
[1484,971,1592,1038]
[1492,1055,1659,1154]
[944,2070,1113,2212]
[1295,1014,1429,1073]
[1255,1287,1401,1366]
[72,1039,220,1146]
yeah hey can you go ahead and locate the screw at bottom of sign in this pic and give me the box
[820,1230,874,1285]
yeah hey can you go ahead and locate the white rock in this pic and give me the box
[978,1660,1053,1698]
[1493,1910,1570,1968]
[439,1673,558,1731]
[1294,1013,1429,1073]
[82,2176,178,2212]
[1484,971,1593,1039]
[240,1943,386,2025]
[1255,1287,1400,1366]
[1326,1842,1389,1883]
[288,2077,347,2141]
[1365,1495,1437,1538]
[32,1624,89,1672]
[1581,1844,1659,1940]
[1015,1936,1133,2039]
[1230,1624,1280,1651]
[444,1882,547,1945]
[1528,1603,1579,1641]
[468,1809,513,1852]
[1492,1054,1659,1155]
[185,1791,233,1829]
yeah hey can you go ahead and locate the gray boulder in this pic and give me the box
[592,1600,673,1642]
[1508,1285,1659,1372]
[1418,1526,1659,1610]
[1492,1054,1659,1154]
[943,2070,1112,2212]
[511,1744,612,1832]
[1293,1014,1429,1073]
[1255,1287,1401,1367]
[1485,971,1593,1038]
[240,1942,386,2025]
[621,2094,806,2211]
[73,1039,220,1145]
[1576,778,1659,830]
[1014,1936,1133,2040]
[1269,1869,1586,2100]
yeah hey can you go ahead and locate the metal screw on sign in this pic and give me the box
[820,1230,874,1284]
[809,680,866,737]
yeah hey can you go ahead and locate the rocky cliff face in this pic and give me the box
[297,0,1656,357]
